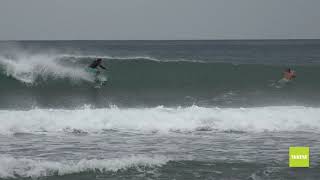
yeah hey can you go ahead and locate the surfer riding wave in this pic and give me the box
[86,58,108,87]
[87,58,107,77]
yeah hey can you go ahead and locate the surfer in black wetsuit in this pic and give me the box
[88,58,107,76]
[89,58,106,70]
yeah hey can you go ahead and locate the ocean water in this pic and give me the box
[0,40,319,179]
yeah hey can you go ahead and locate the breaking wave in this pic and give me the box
[0,155,169,178]
[1,52,320,108]
[0,106,319,135]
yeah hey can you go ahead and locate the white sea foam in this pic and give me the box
[0,155,169,178]
[0,54,94,84]
[0,106,319,135]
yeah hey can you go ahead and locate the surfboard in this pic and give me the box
[85,67,108,88]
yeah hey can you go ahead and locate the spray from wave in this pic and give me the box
[0,52,177,85]
[0,53,94,84]
[0,106,319,135]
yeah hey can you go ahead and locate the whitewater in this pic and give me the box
[0,155,169,178]
[0,106,319,135]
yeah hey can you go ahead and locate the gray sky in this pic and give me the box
[0,0,320,40]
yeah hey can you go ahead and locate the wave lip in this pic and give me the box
[60,54,162,62]
[0,106,319,135]
[0,155,169,178]
[60,54,207,63]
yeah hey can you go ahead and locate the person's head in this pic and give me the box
[97,58,102,63]
[286,68,291,72]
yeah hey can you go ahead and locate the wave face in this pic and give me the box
[1,54,320,108]
[1,40,320,108]
[1,53,319,88]
[0,106,319,135]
